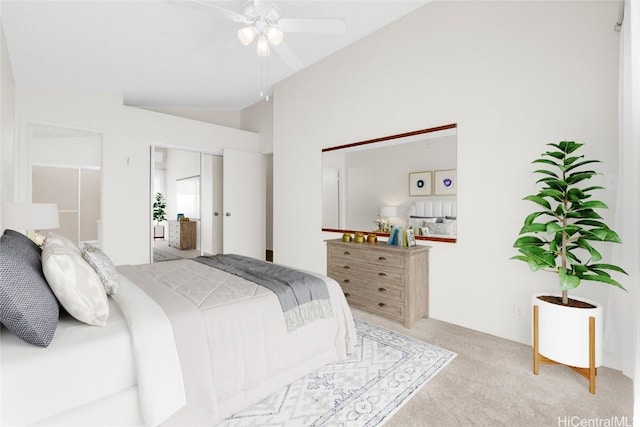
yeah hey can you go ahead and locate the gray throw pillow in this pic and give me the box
[2,229,42,271]
[0,230,58,347]
[82,244,120,296]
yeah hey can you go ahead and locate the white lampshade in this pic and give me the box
[379,206,397,218]
[266,26,283,46]
[2,203,60,231]
[237,25,257,46]
[256,35,270,57]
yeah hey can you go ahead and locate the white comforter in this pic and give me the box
[118,259,356,425]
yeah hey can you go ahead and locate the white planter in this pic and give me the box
[533,293,603,368]
[153,225,165,239]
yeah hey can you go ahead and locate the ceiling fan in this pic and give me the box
[190,0,347,71]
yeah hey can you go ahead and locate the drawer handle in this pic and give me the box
[378,302,386,308]
[378,256,387,261]
[343,279,351,284]
[344,292,351,298]
[378,272,387,277]
[343,251,351,255]
[378,287,387,293]
[343,265,351,270]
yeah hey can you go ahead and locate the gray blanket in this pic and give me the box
[194,254,333,331]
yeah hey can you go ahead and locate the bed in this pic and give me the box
[0,230,356,426]
[406,199,457,238]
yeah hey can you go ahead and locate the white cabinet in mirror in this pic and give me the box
[321,124,457,243]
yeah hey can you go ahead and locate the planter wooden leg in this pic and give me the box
[533,305,540,375]
[588,316,596,394]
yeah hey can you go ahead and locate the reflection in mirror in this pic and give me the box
[152,146,203,261]
[322,124,457,243]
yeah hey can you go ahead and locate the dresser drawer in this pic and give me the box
[328,245,405,269]
[341,286,403,321]
[328,259,403,284]
[329,269,404,302]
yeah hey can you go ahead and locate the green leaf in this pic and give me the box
[533,158,561,168]
[558,141,584,154]
[545,151,565,160]
[519,222,548,234]
[523,195,551,210]
[576,238,602,262]
[533,169,559,178]
[565,159,601,173]
[517,246,556,268]
[513,236,546,247]
[559,268,581,290]
[567,188,587,202]
[581,185,605,193]
[538,189,564,201]
[581,200,608,210]
[566,171,597,185]
[524,212,543,226]
[575,219,608,228]
[546,222,561,233]
[564,155,583,166]
[580,274,627,291]
[588,263,628,275]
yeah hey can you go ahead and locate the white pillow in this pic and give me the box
[82,244,120,296]
[44,232,81,255]
[42,240,109,326]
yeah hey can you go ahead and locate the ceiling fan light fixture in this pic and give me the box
[256,35,270,57]
[266,26,283,46]
[237,25,257,46]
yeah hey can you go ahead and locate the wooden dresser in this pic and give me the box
[326,239,430,328]
[168,220,197,250]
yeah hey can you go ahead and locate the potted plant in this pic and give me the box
[512,140,627,392]
[153,192,167,240]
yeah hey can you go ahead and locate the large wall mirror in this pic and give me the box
[322,123,457,243]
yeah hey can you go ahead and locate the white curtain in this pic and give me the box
[607,0,639,423]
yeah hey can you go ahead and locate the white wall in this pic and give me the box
[139,106,242,130]
[15,88,259,264]
[273,0,622,361]
[0,20,15,229]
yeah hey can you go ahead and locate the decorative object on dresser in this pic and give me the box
[169,220,197,250]
[326,239,429,328]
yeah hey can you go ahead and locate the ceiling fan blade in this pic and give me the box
[278,18,347,34]
[189,0,250,24]
[272,41,304,72]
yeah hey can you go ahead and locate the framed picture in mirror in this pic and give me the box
[409,171,432,196]
[434,169,457,195]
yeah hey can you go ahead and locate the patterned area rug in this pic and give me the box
[219,319,456,427]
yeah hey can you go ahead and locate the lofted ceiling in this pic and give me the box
[2,0,430,110]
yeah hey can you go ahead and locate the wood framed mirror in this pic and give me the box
[322,123,457,243]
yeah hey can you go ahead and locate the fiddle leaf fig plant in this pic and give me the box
[512,141,627,305]
[153,192,167,224]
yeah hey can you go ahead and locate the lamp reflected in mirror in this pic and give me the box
[376,206,397,232]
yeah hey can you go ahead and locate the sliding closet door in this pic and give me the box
[222,148,265,259]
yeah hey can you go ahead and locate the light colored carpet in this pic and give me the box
[350,308,634,427]
[152,248,182,262]
[219,319,456,426]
